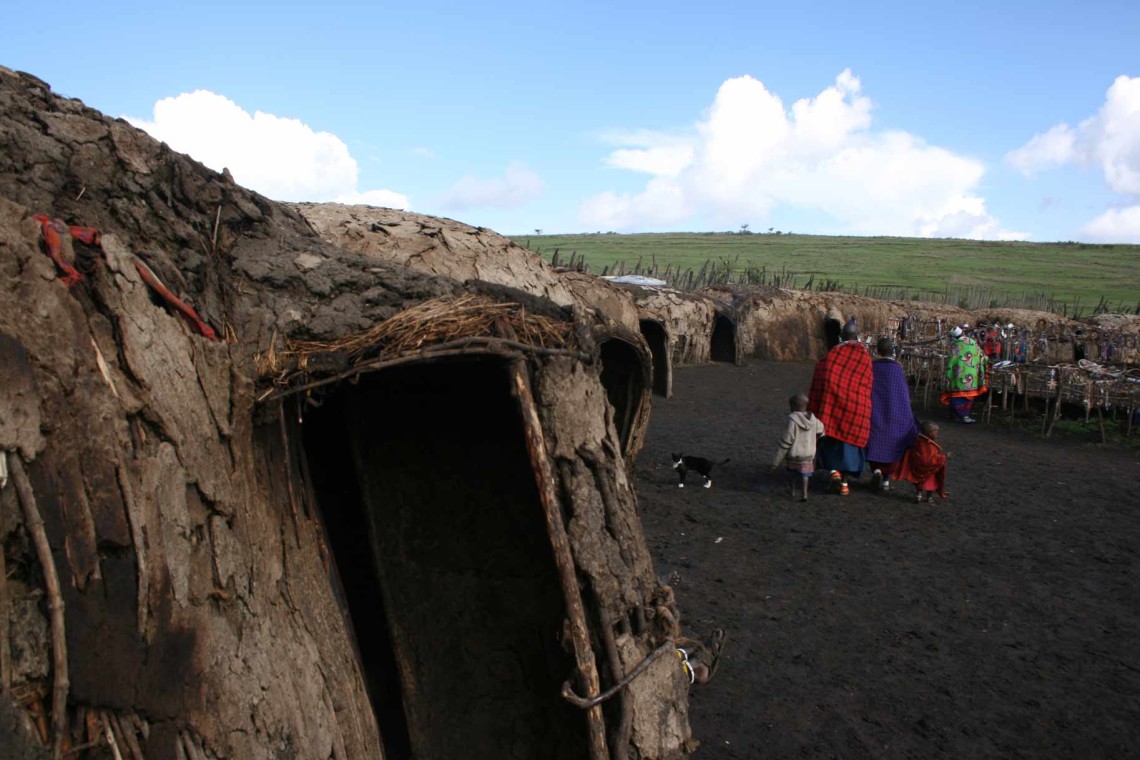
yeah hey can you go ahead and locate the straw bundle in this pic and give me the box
[257,294,575,383]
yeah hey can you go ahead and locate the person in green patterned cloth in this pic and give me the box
[940,325,988,424]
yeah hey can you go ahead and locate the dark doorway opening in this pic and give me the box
[710,315,737,363]
[824,317,843,349]
[599,338,645,453]
[639,320,670,397]
[300,357,585,759]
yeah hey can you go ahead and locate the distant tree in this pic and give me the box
[740,224,750,234]
[534,228,543,235]
[767,227,774,234]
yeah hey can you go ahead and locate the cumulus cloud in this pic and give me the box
[128,90,410,207]
[581,70,1024,240]
[1008,75,1140,241]
[1008,75,1140,194]
[438,161,543,210]
[1081,205,1140,242]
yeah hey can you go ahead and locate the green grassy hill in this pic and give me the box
[511,232,1140,315]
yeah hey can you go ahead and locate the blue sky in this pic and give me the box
[3,0,1139,242]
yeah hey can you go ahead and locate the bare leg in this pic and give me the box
[801,474,810,502]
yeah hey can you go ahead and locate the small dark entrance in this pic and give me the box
[300,357,585,759]
[824,316,842,349]
[599,337,646,453]
[710,314,737,363]
[639,319,670,397]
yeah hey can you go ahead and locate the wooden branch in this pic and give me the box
[561,643,674,709]
[277,402,301,546]
[597,606,632,760]
[102,712,124,760]
[510,362,609,760]
[258,339,592,402]
[111,711,144,760]
[0,496,10,691]
[9,454,69,760]
[211,205,222,253]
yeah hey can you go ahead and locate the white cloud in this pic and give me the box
[128,90,409,207]
[1081,205,1140,242]
[439,161,543,210]
[1007,75,1140,240]
[581,70,1023,239]
[1006,123,1077,175]
[411,146,437,159]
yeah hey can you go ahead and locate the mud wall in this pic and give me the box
[0,203,382,757]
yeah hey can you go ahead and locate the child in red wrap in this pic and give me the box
[894,421,949,503]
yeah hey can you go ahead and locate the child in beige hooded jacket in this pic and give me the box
[772,394,826,501]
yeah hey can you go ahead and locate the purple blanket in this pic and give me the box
[866,359,919,464]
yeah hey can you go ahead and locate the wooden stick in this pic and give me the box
[211,205,222,253]
[9,454,69,760]
[181,730,206,760]
[0,501,10,691]
[258,341,590,403]
[111,711,144,760]
[278,402,301,546]
[510,361,609,760]
[1045,370,1066,438]
[102,712,124,760]
[597,606,632,760]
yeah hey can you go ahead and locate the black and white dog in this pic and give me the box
[671,453,730,488]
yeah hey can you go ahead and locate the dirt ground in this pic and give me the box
[634,360,1140,759]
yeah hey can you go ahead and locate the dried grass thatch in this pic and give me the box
[257,293,580,394]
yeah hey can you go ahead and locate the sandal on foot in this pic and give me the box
[705,628,727,682]
[839,483,850,496]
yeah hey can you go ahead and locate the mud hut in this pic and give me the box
[617,286,737,369]
[706,287,898,361]
[0,67,693,759]
[289,203,655,459]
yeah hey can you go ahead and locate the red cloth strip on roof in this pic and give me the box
[33,214,101,287]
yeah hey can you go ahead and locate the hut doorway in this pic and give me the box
[824,316,842,349]
[639,319,671,397]
[299,357,585,760]
[599,337,647,454]
[710,314,737,363]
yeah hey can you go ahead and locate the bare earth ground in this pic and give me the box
[634,360,1140,760]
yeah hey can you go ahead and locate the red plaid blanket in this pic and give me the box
[808,341,873,446]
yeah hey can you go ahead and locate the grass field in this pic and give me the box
[511,232,1140,315]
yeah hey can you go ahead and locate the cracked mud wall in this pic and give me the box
[0,200,383,757]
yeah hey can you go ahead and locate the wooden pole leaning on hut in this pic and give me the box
[7,452,69,760]
[509,362,609,760]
